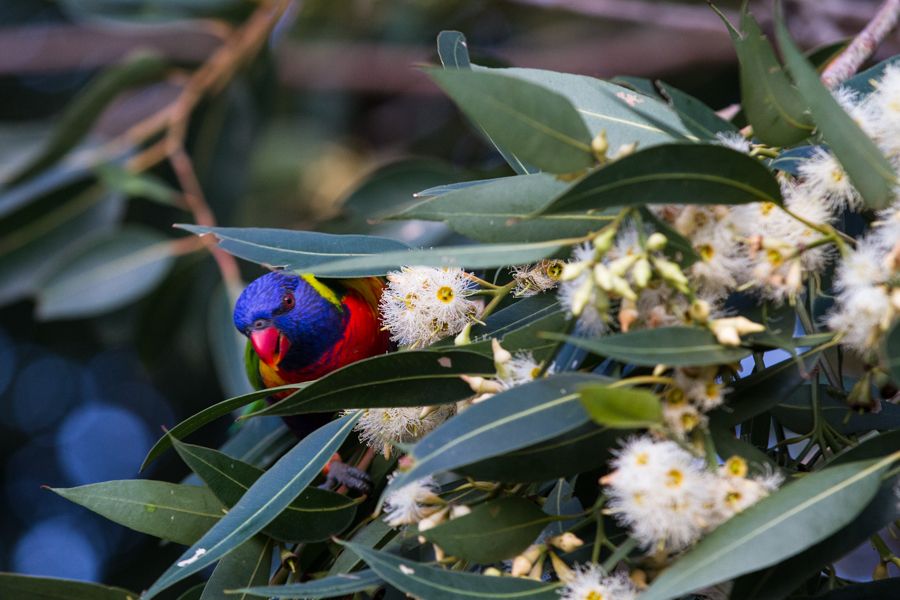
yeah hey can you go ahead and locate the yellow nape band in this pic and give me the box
[301,273,342,308]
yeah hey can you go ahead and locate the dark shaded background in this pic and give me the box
[0,0,892,596]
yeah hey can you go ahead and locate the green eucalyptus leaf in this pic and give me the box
[714,6,813,146]
[345,543,561,599]
[96,164,179,206]
[0,573,138,600]
[425,68,594,174]
[171,439,358,542]
[35,226,175,320]
[457,295,568,362]
[481,66,692,147]
[842,55,900,96]
[141,384,305,470]
[175,584,205,600]
[769,145,820,175]
[459,423,617,482]
[775,16,896,209]
[143,413,360,599]
[656,81,739,140]
[386,373,602,493]
[49,481,223,546]
[396,173,613,243]
[770,385,900,434]
[543,327,750,367]
[305,239,571,277]
[326,518,396,576]
[537,143,782,215]
[414,178,497,199]
[641,453,900,600]
[177,225,410,276]
[199,536,272,600]
[579,384,663,428]
[422,497,552,563]
[235,569,383,599]
[246,350,494,417]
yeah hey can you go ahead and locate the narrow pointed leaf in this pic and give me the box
[537,144,782,215]
[200,536,272,600]
[304,239,571,277]
[176,225,409,276]
[235,569,383,598]
[49,481,223,546]
[141,384,305,470]
[579,384,663,428]
[426,68,594,174]
[718,7,813,146]
[143,413,360,599]
[883,321,899,384]
[36,227,175,320]
[775,16,896,209]
[657,81,739,140]
[396,173,613,242]
[422,497,552,563]
[346,543,561,599]
[641,453,900,600]
[543,327,750,367]
[0,574,138,600]
[247,350,494,417]
[327,518,396,576]
[172,439,359,542]
[386,374,602,493]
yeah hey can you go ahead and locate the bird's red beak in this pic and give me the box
[250,326,291,367]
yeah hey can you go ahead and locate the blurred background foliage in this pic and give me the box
[0,0,893,594]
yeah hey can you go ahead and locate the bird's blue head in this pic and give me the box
[233,272,346,371]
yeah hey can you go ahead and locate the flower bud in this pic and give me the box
[571,278,594,316]
[646,232,668,252]
[608,254,639,277]
[632,257,652,289]
[548,532,584,553]
[689,298,711,323]
[591,130,609,161]
[592,226,618,255]
[460,375,503,395]
[492,338,512,366]
[511,545,543,577]
[593,263,613,291]
[710,316,764,346]
[610,142,638,160]
[548,552,575,583]
[417,506,449,532]
[651,257,690,293]
[560,261,588,282]
[610,274,638,301]
[483,567,503,577]
[450,504,471,519]
[454,322,473,346]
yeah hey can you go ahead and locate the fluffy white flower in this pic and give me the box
[605,437,710,551]
[497,351,544,389]
[672,367,725,411]
[559,564,637,600]
[511,260,564,297]
[353,405,454,451]
[663,401,706,439]
[383,476,442,527]
[866,64,900,160]
[714,131,752,154]
[796,148,862,212]
[380,266,478,347]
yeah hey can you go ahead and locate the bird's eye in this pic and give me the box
[281,293,295,309]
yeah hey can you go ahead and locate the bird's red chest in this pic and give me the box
[259,290,389,392]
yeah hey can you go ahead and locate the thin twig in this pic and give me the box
[821,0,900,88]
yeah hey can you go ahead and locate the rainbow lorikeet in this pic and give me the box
[233,271,391,492]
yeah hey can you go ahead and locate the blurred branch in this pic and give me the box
[821,0,900,87]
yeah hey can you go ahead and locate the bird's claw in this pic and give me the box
[319,460,371,494]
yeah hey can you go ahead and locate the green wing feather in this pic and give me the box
[240,339,267,418]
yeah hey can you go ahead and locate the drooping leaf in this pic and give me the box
[414,178,498,199]
[199,536,272,600]
[35,226,175,320]
[537,143,782,216]
[542,479,582,538]
[345,543,561,599]
[0,573,138,600]
[543,327,750,367]
[482,66,692,147]
[640,453,899,600]
[579,384,663,428]
[304,238,572,277]
[172,439,359,542]
[775,15,896,209]
[459,423,617,482]
[6,53,168,185]
[236,569,383,599]
[96,164,180,206]
[657,81,739,140]
[141,384,305,470]
[246,350,494,417]
[49,481,223,546]
[422,496,552,563]
[326,518,396,576]
[425,68,594,174]
[396,173,613,243]
[714,6,813,146]
[386,373,602,493]
[436,31,536,175]
[883,320,900,384]
[177,225,410,276]
[218,417,294,470]
[143,413,360,599]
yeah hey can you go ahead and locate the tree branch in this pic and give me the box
[821,0,900,87]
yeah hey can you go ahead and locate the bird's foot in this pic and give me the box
[319,453,371,494]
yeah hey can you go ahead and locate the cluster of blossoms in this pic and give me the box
[603,436,782,552]
[661,366,726,440]
[379,266,479,348]
[350,404,455,457]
